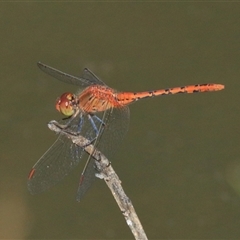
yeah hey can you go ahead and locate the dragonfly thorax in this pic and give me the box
[56,92,78,116]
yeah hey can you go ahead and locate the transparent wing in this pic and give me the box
[37,62,106,87]
[75,105,130,201]
[28,104,130,199]
[98,106,130,159]
[82,68,107,86]
[27,133,85,194]
[76,158,97,201]
[27,112,100,197]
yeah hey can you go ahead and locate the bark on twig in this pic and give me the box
[48,120,148,240]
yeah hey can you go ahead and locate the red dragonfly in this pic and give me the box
[28,62,224,201]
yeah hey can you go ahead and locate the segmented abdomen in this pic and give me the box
[116,83,224,105]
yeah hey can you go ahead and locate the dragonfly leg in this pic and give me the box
[87,114,100,136]
[77,115,84,133]
[55,114,100,137]
[92,114,106,126]
[72,114,106,148]
[49,112,105,149]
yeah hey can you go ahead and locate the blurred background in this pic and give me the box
[0,3,239,239]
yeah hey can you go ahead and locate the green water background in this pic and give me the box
[0,3,238,239]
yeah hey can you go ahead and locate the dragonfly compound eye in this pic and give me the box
[55,92,76,116]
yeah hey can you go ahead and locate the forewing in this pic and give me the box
[37,62,91,87]
[37,62,107,87]
[28,106,130,198]
[57,113,101,201]
[69,113,101,201]
[28,133,85,194]
[76,158,97,201]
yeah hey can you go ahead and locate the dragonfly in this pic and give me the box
[28,62,224,201]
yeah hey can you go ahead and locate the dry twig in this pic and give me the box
[48,120,148,240]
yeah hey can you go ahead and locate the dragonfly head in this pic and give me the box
[56,92,77,116]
